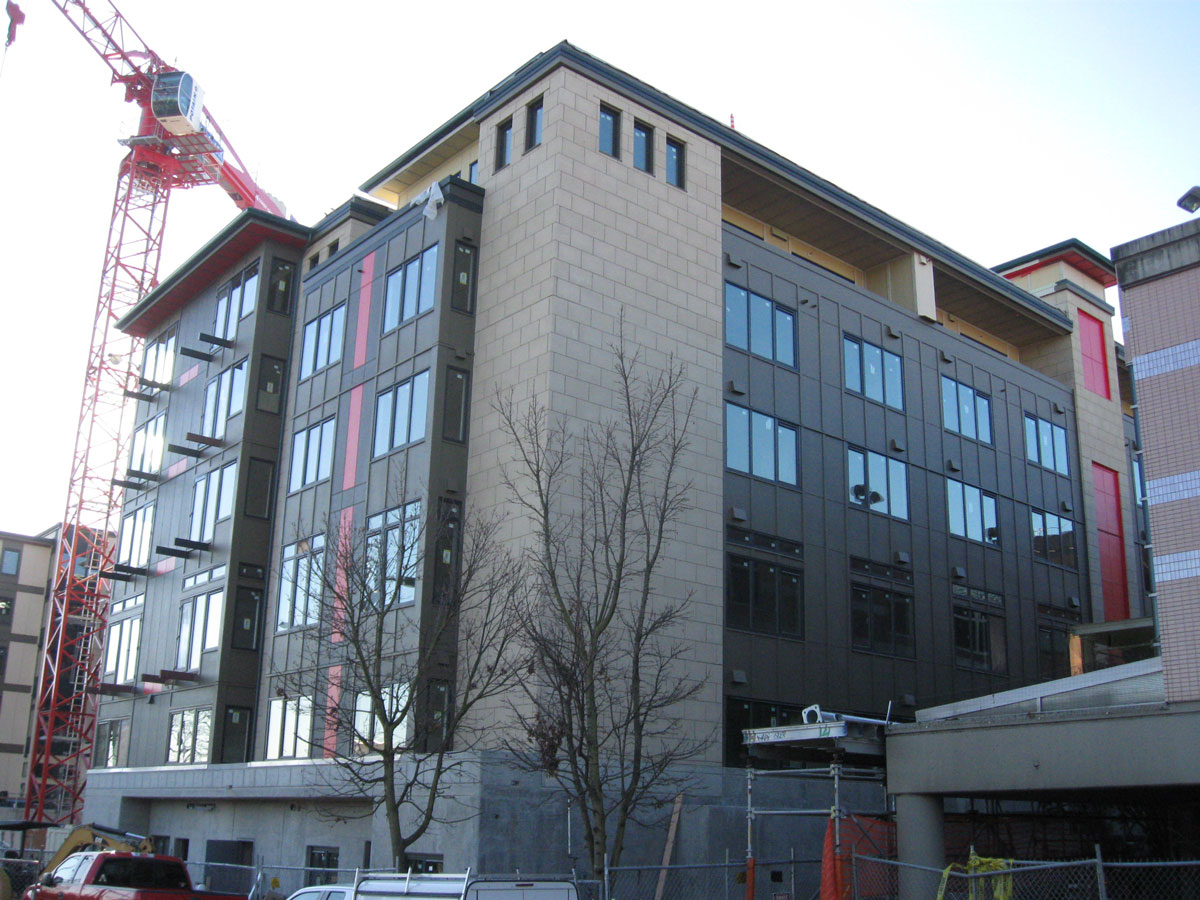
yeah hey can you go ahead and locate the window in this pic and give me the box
[245,458,274,519]
[1031,508,1077,568]
[443,368,470,442]
[725,697,807,767]
[128,413,165,474]
[201,359,247,439]
[665,137,685,188]
[267,259,295,314]
[726,554,803,637]
[850,584,914,657]
[945,478,999,544]
[725,403,798,486]
[141,327,176,386]
[495,118,513,170]
[117,503,154,568]
[306,847,340,887]
[724,283,795,366]
[167,707,212,764]
[633,120,653,173]
[599,105,620,157]
[266,695,312,760]
[1038,625,1071,680]
[941,376,992,442]
[468,160,479,184]
[843,336,904,410]
[213,262,259,342]
[367,502,421,607]
[1024,414,1070,476]
[451,242,477,313]
[1,547,19,575]
[373,371,430,456]
[299,304,346,380]
[0,596,11,622]
[277,535,324,630]
[103,616,140,683]
[848,448,908,519]
[1078,309,1110,399]
[177,589,223,671]
[383,245,439,331]
[290,417,336,491]
[353,682,410,754]
[525,96,543,151]
[190,462,237,542]
[94,719,128,768]
[952,595,1006,673]
[257,355,286,414]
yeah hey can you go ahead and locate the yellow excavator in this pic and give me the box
[0,823,154,900]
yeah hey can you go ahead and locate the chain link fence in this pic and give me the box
[607,856,819,900]
[851,852,1200,900]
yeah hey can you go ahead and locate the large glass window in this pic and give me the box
[202,359,247,439]
[266,695,312,760]
[1031,509,1077,568]
[177,589,223,670]
[353,682,410,754]
[117,503,154,568]
[946,478,999,545]
[299,304,346,380]
[167,707,212,764]
[367,502,421,607]
[725,554,803,637]
[847,448,908,519]
[290,418,336,491]
[190,462,237,543]
[843,336,903,410]
[128,413,166,474]
[953,597,1006,673]
[141,327,176,386]
[850,584,914,657]
[383,246,439,331]
[213,262,260,341]
[1038,625,1071,680]
[277,535,324,630]
[724,283,795,366]
[725,402,798,486]
[374,371,430,456]
[93,719,128,768]
[0,548,19,575]
[599,105,620,157]
[103,616,140,684]
[941,376,992,443]
[1025,414,1070,476]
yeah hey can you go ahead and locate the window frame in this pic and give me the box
[276,535,325,631]
[725,552,804,638]
[843,335,904,410]
[266,695,313,760]
[633,120,654,174]
[599,104,620,158]
[847,447,908,520]
[1024,414,1070,476]
[176,588,224,671]
[495,117,513,170]
[952,600,1007,674]
[299,304,346,381]
[167,707,213,764]
[190,461,238,543]
[373,370,430,457]
[103,615,141,684]
[724,283,796,367]
[289,417,336,492]
[117,503,155,568]
[725,402,798,486]
[1031,508,1077,568]
[0,547,20,576]
[850,582,915,658]
[382,245,439,332]
[945,477,1000,545]
[525,96,544,151]
[367,502,422,608]
[941,376,992,443]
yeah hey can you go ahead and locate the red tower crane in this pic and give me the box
[26,0,283,823]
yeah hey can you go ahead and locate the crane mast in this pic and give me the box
[26,0,282,823]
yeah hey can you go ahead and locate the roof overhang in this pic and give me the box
[118,209,310,339]
[994,238,1117,289]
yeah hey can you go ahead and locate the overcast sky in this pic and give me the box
[0,0,1197,535]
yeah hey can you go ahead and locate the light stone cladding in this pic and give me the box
[1116,220,1200,702]
[465,65,726,758]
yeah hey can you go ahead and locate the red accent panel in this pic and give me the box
[1093,463,1129,621]
[323,664,341,757]
[178,363,200,386]
[343,385,363,490]
[332,506,355,643]
[354,252,375,369]
[167,459,188,479]
[1078,310,1110,399]
[154,557,177,576]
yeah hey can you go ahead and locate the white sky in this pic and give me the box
[0,0,1197,535]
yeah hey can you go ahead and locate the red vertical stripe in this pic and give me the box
[324,664,341,757]
[1078,310,1110,399]
[331,506,355,644]
[343,385,362,490]
[354,251,375,369]
[1092,463,1129,621]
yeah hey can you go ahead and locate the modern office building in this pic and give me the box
[0,527,55,809]
[82,42,1148,873]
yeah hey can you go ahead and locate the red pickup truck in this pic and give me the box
[22,853,240,900]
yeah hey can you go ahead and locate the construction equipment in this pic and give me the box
[25,1,283,824]
[0,823,153,900]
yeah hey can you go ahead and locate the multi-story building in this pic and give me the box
[82,43,1148,873]
[0,527,54,810]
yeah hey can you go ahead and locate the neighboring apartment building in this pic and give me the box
[82,43,1148,873]
[0,528,54,809]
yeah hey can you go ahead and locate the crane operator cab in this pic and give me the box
[151,71,205,136]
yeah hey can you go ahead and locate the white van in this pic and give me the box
[284,872,577,900]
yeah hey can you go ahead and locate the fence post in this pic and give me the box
[850,849,858,900]
[1095,844,1109,900]
[790,847,795,900]
[604,852,609,900]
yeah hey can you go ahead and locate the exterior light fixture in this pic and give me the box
[1178,187,1200,214]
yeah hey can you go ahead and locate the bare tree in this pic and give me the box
[273,497,528,870]
[497,334,707,874]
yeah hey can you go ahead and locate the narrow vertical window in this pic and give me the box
[633,121,653,174]
[525,96,544,151]
[726,403,750,473]
[451,242,477,313]
[495,118,513,170]
[599,105,620,158]
[665,137,685,188]
[443,369,470,442]
[468,161,479,184]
